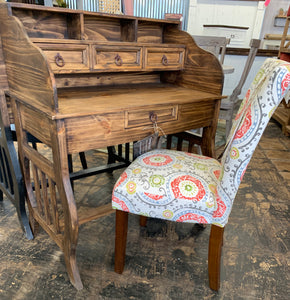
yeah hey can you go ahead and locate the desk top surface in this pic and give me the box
[56,83,224,119]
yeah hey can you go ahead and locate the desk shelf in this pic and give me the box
[11,3,181,43]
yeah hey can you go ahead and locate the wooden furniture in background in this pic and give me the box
[166,35,231,153]
[0,89,33,240]
[219,38,261,138]
[0,2,224,289]
[274,5,290,136]
[278,5,290,61]
[192,35,229,65]
[272,98,290,136]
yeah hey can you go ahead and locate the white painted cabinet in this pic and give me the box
[187,0,266,48]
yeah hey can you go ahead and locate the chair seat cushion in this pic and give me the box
[112,149,226,225]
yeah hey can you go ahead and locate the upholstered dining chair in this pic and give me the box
[112,58,290,291]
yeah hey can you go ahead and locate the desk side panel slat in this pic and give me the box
[0,39,8,91]
[20,104,52,147]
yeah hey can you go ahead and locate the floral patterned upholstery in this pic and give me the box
[112,58,290,228]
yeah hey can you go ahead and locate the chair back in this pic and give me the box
[227,39,261,104]
[192,35,230,64]
[219,38,261,138]
[217,58,290,224]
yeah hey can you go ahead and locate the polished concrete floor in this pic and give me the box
[0,120,289,299]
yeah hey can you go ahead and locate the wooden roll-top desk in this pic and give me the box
[0,2,224,289]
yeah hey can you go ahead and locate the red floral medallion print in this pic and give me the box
[213,170,221,179]
[281,73,290,93]
[235,89,251,121]
[177,213,208,223]
[112,196,129,212]
[171,175,205,201]
[114,172,127,189]
[144,192,164,200]
[235,108,252,139]
[212,196,226,218]
[143,154,173,166]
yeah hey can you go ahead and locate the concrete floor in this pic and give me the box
[0,120,289,299]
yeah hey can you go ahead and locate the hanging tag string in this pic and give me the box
[143,122,166,137]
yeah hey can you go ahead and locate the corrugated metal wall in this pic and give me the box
[133,0,188,30]
[64,0,189,30]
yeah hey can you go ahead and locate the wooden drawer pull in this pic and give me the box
[55,53,65,67]
[149,112,158,123]
[115,54,123,66]
[161,55,168,66]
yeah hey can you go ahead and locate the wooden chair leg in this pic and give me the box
[107,146,116,164]
[15,189,34,240]
[177,137,183,151]
[78,152,87,169]
[63,241,83,290]
[115,210,128,274]
[166,134,172,149]
[139,215,147,227]
[125,143,130,161]
[208,224,224,291]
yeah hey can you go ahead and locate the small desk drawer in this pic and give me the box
[36,43,90,73]
[93,46,142,71]
[144,47,185,70]
[125,105,178,129]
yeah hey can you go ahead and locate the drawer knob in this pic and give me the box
[149,112,158,123]
[161,55,168,66]
[115,54,123,66]
[55,53,65,67]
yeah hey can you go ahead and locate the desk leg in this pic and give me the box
[201,126,216,158]
[51,120,83,290]
[201,99,221,158]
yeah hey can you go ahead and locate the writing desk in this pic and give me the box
[0,3,224,289]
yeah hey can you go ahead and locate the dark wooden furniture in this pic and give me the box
[275,5,290,136]
[0,2,224,289]
[0,90,33,240]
